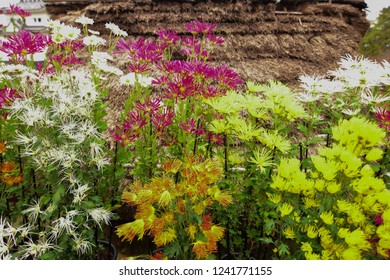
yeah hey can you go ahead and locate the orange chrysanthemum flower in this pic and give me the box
[186,224,198,241]
[149,251,168,260]
[0,141,6,154]
[192,240,211,259]
[0,162,15,173]
[201,214,213,231]
[153,228,176,247]
[204,225,225,242]
[162,158,182,174]
[116,219,146,242]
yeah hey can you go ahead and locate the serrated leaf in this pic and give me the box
[53,186,65,206]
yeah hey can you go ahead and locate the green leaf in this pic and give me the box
[278,243,290,256]
[53,186,65,206]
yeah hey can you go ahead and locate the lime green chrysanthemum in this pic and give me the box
[257,130,291,154]
[208,119,231,134]
[279,202,294,217]
[246,81,263,93]
[332,118,386,155]
[320,211,334,225]
[249,148,274,173]
[203,91,245,114]
[365,148,384,162]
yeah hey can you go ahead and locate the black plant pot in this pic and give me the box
[97,240,118,260]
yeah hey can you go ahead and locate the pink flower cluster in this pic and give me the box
[0,30,52,63]
[7,4,31,18]
[374,107,390,132]
[112,98,175,146]
[0,87,19,109]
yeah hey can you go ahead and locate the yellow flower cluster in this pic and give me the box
[270,117,389,259]
[116,156,232,259]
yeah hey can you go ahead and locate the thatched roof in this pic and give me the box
[44,0,369,84]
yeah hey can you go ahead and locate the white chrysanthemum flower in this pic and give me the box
[20,239,58,260]
[97,63,124,76]
[120,73,136,86]
[71,184,90,204]
[341,108,361,116]
[22,200,43,222]
[296,91,323,103]
[51,216,75,238]
[0,242,10,259]
[83,35,106,46]
[88,208,113,228]
[47,19,62,29]
[91,51,112,65]
[73,235,94,255]
[18,105,48,127]
[60,25,81,41]
[105,22,128,37]
[91,155,110,171]
[138,75,154,87]
[361,91,390,105]
[75,15,94,25]
[14,131,38,148]
[120,72,154,87]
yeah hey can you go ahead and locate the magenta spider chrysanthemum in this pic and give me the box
[0,86,19,109]
[184,19,217,35]
[374,107,390,132]
[135,97,162,114]
[0,30,51,62]
[156,28,180,46]
[7,4,31,18]
[151,107,175,135]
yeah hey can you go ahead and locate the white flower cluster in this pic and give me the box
[297,55,390,116]
[120,72,154,87]
[9,69,110,175]
[91,51,123,76]
[105,22,128,37]
[47,20,81,43]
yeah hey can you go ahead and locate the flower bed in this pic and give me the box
[0,5,389,260]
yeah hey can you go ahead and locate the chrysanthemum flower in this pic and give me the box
[153,228,176,247]
[0,30,51,62]
[75,15,94,26]
[192,240,211,259]
[279,203,294,217]
[184,19,216,35]
[7,4,31,18]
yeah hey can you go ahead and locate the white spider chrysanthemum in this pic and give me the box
[75,15,94,26]
[88,208,113,228]
[73,235,94,255]
[22,200,43,222]
[296,91,323,103]
[83,35,106,46]
[51,215,76,238]
[91,51,113,65]
[20,239,58,259]
[17,105,48,127]
[0,242,10,259]
[91,155,110,171]
[341,108,361,116]
[71,184,90,204]
[14,131,38,149]
[105,22,128,37]
[361,91,390,105]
